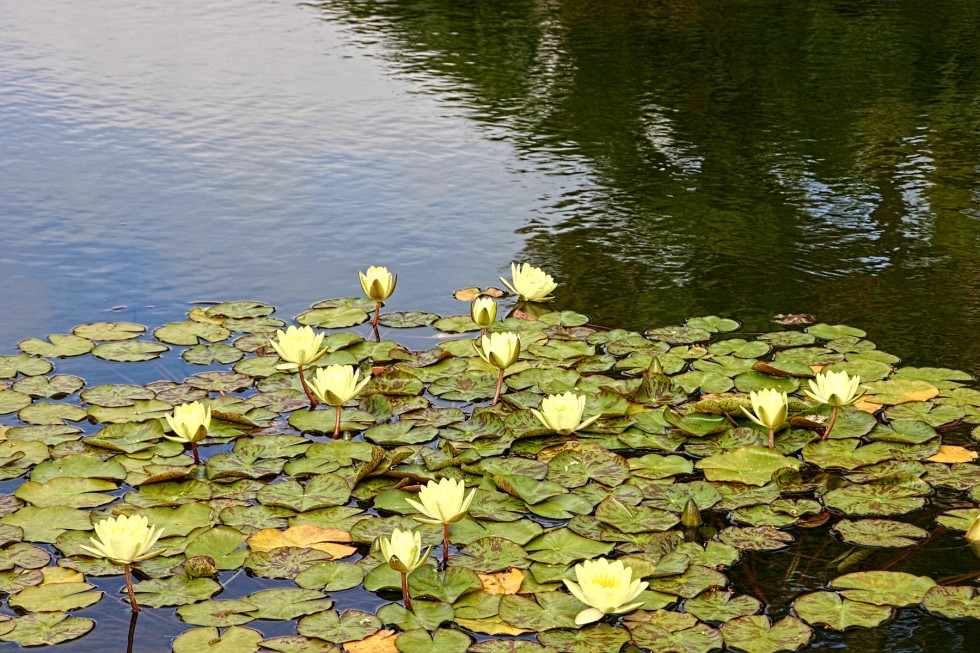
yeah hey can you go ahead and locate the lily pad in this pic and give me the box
[19,334,94,358]
[921,585,980,619]
[696,447,802,486]
[297,609,382,643]
[832,519,929,548]
[91,340,169,362]
[831,571,936,606]
[0,612,94,647]
[72,321,146,340]
[792,591,893,630]
[720,615,812,653]
[172,626,263,653]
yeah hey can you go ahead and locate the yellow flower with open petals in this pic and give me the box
[406,478,476,526]
[564,558,647,625]
[309,365,370,406]
[79,514,165,567]
[378,528,430,574]
[531,392,599,435]
[499,262,557,302]
[269,325,326,371]
[476,331,521,370]
[804,370,864,407]
[359,266,397,302]
[164,401,211,444]
[470,297,498,329]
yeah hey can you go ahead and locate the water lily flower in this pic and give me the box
[470,296,498,331]
[269,325,326,371]
[531,392,599,435]
[741,388,788,449]
[476,331,521,405]
[359,266,397,333]
[269,325,327,407]
[378,528,430,610]
[804,370,865,440]
[79,514,165,612]
[406,478,476,569]
[163,401,211,463]
[499,262,557,302]
[563,558,647,626]
[309,365,371,438]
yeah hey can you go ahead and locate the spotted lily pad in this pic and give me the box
[133,575,223,607]
[9,582,102,612]
[921,585,980,619]
[683,590,761,622]
[297,609,382,643]
[499,592,580,631]
[91,340,169,362]
[696,447,802,486]
[0,612,95,647]
[172,626,263,653]
[832,519,929,548]
[720,615,812,653]
[831,571,936,606]
[792,591,893,630]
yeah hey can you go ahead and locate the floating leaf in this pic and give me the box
[683,590,761,622]
[832,519,929,548]
[72,322,145,341]
[793,591,893,630]
[172,626,263,653]
[91,340,169,362]
[377,601,454,632]
[499,592,580,631]
[19,334,94,358]
[248,524,355,559]
[831,571,936,606]
[696,447,802,486]
[132,575,222,607]
[720,615,812,653]
[0,612,94,647]
[921,585,980,619]
[297,609,382,643]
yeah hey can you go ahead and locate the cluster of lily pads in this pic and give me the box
[0,262,979,652]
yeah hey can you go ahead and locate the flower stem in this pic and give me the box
[401,571,413,611]
[333,405,342,439]
[372,301,382,329]
[491,369,504,406]
[191,442,200,465]
[822,405,839,441]
[124,563,139,612]
[442,522,450,570]
[297,365,318,409]
[768,427,775,450]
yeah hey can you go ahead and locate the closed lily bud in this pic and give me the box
[470,297,497,328]
[309,365,371,406]
[477,331,521,370]
[681,498,702,529]
[164,401,211,444]
[269,325,326,370]
[741,388,788,430]
[359,266,397,302]
[530,392,600,435]
[406,478,476,526]
[379,528,430,574]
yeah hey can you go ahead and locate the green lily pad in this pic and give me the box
[183,343,245,365]
[921,585,980,619]
[172,626,263,653]
[81,383,156,407]
[831,571,936,606]
[185,527,250,570]
[15,477,117,508]
[245,547,335,579]
[546,445,630,488]
[0,390,32,414]
[154,321,232,345]
[646,326,712,344]
[594,496,679,533]
[297,306,369,329]
[11,374,85,399]
[1,506,93,542]
[133,575,222,607]
[696,447,802,486]
[73,321,146,340]
[244,588,334,620]
[295,561,366,592]
[7,580,101,612]
[832,519,929,548]
[0,542,51,570]
[177,599,258,626]
[801,439,896,470]
[720,615,812,653]
[88,398,175,423]
[629,453,693,480]
[792,591,893,630]
[396,628,470,653]
[718,526,794,552]
[0,612,94,647]
[538,623,630,653]
[683,590,761,622]
[377,600,455,631]
[19,334,94,358]
[823,484,927,517]
[454,537,529,573]
[630,622,723,653]
[91,340,170,362]
[524,528,614,565]
[297,609,382,643]
[0,354,53,378]
[499,592,580,631]
[645,566,728,598]
[18,401,88,425]
[257,474,351,512]
[688,316,741,333]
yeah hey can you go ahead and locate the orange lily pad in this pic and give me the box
[248,525,357,559]
[478,568,524,595]
[344,629,399,653]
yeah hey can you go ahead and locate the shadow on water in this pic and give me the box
[315,0,980,371]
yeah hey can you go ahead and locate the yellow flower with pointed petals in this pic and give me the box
[406,478,476,526]
[309,365,371,406]
[499,262,557,302]
[378,528,430,574]
[476,331,521,370]
[359,266,397,302]
[269,325,326,371]
[804,370,864,407]
[470,297,498,329]
[564,558,647,626]
[79,514,165,567]
[531,392,599,435]
[741,388,788,430]
[163,401,211,444]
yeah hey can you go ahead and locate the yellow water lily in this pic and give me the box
[531,392,599,435]
[406,478,476,569]
[499,262,557,302]
[476,331,521,406]
[563,558,647,626]
[79,514,165,612]
[163,401,211,463]
[470,296,498,329]
[804,370,864,441]
[476,331,521,370]
[309,365,372,438]
[741,388,788,449]
[805,370,864,407]
[269,325,326,370]
[359,265,397,302]
[378,527,431,610]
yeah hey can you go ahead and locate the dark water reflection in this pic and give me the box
[1,0,979,651]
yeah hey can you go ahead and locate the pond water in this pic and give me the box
[1,0,979,651]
